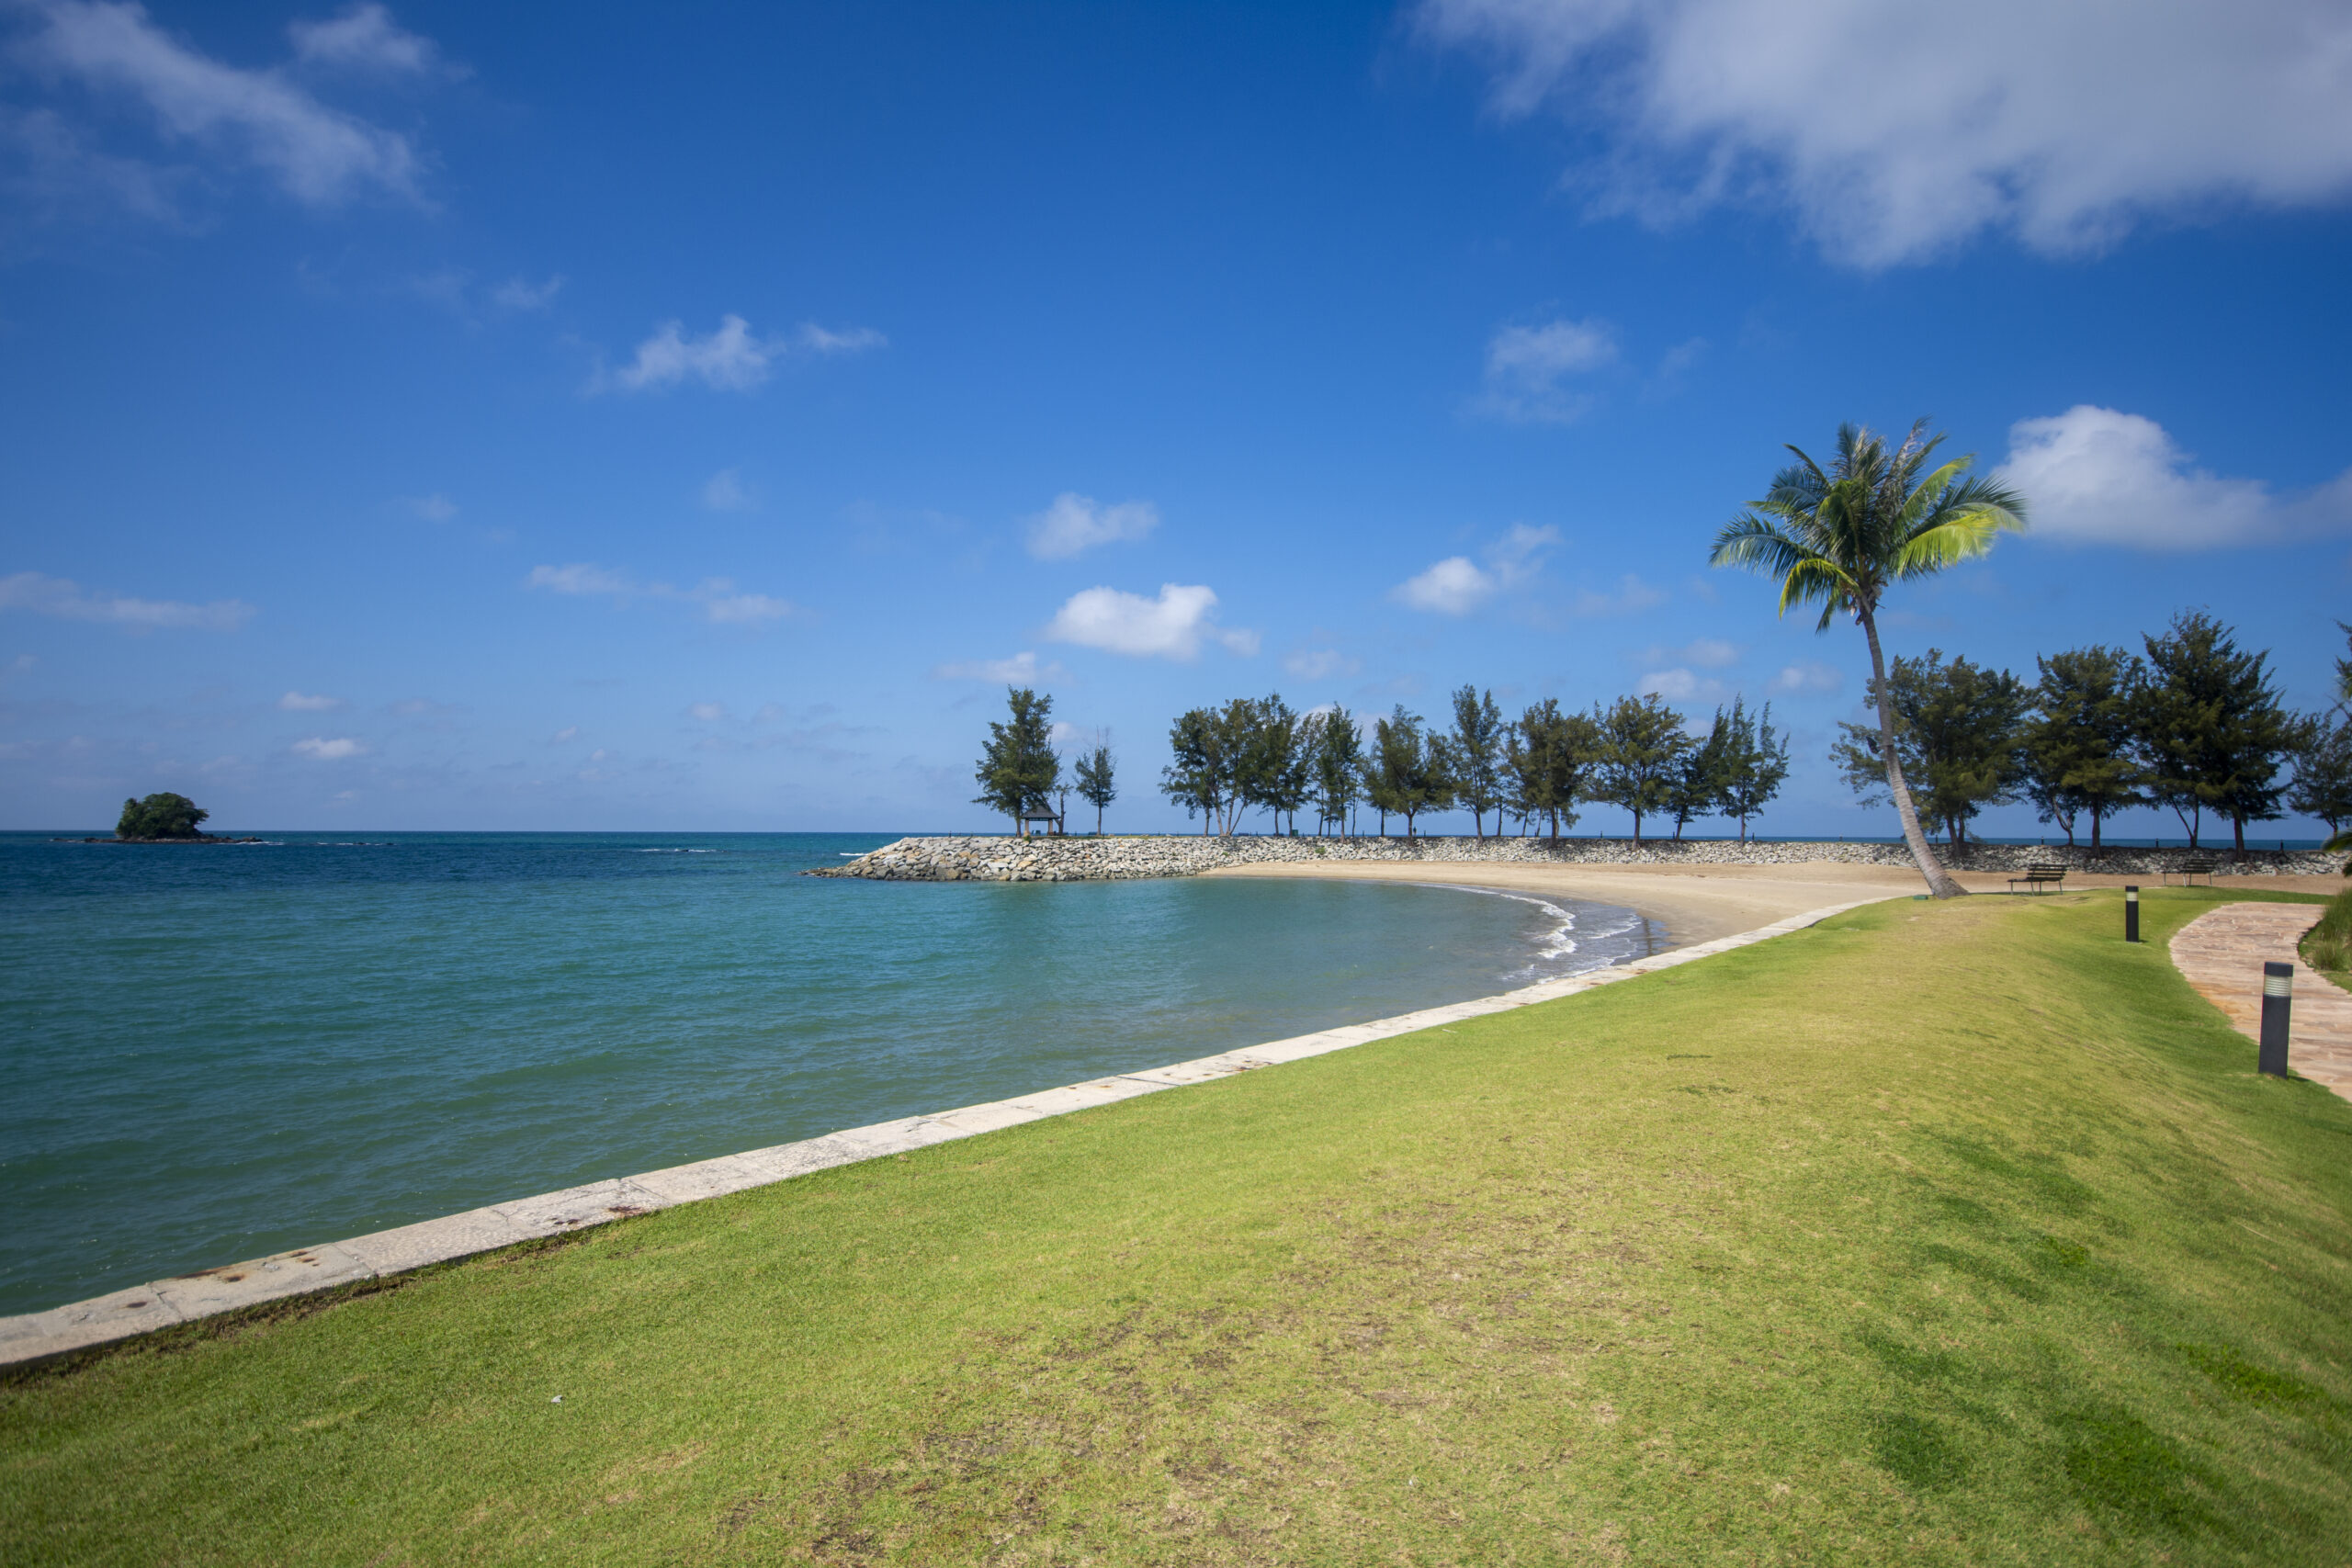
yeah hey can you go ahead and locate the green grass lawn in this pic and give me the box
[6,886,2350,1565]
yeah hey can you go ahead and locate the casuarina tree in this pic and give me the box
[972,686,1061,834]
[1370,705,1451,838]
[1591,694,1690,848]
[1718,697,1790,842]
[1074,739,1116,834]
[2133,610,2289,852]
[1162,703,1245,836]
[1506,699,1600,843]
[1711,419,2026,897]
[1832,649,2030,848]
[1447,684,1507,839]
[1306,706,1363,837]
[1665,705,1735,840]
[2021,646,2144,850]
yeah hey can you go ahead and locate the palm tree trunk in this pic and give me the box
[1860,608,1965,898]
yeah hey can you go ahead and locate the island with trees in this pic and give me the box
[72,793,261,844]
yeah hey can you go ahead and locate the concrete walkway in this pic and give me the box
[2169,901,2352,1102]
[0,897,1886,1371]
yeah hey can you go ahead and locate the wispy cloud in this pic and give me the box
[598,315,885,394]
[291,735,366,760]
[492,274,563,311]
[288,4,444,74]
[1770,660,1843,694]
[1418,0,2352,267]
[402,492,457,522]
[0,570,254,630]
[17,0,433,208]
[701,468,752,512]
[1284,648,1362,681]
[278,690,345,711]
[1634,637,1738,669]
[1571,573,1666,617]
[1635,668,1725,704]
[1046,583,1256,660]
[1392,524,1560,615]
[524,563,795,624]
[933,650,1066,682]
[1473,318,1615,424]
[1024,492,1159,559]
[685,702,726,722]
[1999,404,2352,549]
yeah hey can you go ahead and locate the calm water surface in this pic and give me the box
[0,830,1661,1315]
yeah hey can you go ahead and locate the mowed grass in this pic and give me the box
[6,888,2352,1566]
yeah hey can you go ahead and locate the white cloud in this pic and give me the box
[492,274,563,311]
[0,571,254,630]
[611,315,773,392]
[1572,573,1667,616]
[697,584,791,623]
[1419,0,2352,267]
[1284,648,1362,680]
[550,726,578,743]
[1395,556,1495,615]
[288,4,440,74]
[1635,637,1738,669]
[1636,668,1725,703]
[291,736,365,759]
[524,563,795,623]
[1393,524,1561,615]
[2,654,34,680]
[20,0,426,206]
[1474,317,1616,423]
[603,315,884,394]
[1999,404,2352,550]
[701,468,752,512]
[1045,583,1255,660]
[933,650,1066,682]
[686,702,726,722]
[797,323,887,355]
[1023,492,1159,559]
[278,690,345,711]
[1770,660,1843,694]
[526,563,636,597]
[404,492,457,521]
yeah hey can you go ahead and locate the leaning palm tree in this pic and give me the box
[1712,421,2027,899]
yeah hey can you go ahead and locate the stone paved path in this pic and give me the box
[2169,901,2352,1102]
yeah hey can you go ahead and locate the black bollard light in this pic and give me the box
[2124,885,2140,943]
[2259,962,2293,1077]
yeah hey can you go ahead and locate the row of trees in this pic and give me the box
[1828,611,2343,853]
[1157,684,1790,846]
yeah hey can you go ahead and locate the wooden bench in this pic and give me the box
[2165,853,2220,886]
[2007,862,2068,894]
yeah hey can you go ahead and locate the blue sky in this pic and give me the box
[3,0,2349,837]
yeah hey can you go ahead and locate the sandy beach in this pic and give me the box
[1203,853,2346,947]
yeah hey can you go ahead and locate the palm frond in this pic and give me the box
[1709,515,1806,575]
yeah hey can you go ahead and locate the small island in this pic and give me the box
[70,793,263,844]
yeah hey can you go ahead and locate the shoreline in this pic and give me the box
[0,892,1884,1371]
[1202,858,2351,946]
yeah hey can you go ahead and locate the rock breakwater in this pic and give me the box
[811,835,2339,883]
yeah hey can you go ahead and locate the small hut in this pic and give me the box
[1017,807,1063,838]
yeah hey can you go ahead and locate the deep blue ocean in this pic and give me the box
[0,830,1660,1316]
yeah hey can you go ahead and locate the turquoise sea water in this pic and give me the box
[0,830,1661,1316]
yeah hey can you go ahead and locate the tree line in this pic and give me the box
[1834,611,2351,853]
[1157,685,1790,845]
